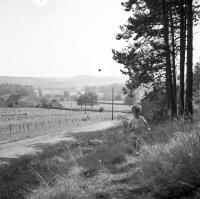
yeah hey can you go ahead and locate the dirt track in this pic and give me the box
[0,120,120,165]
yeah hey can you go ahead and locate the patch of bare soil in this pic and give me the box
[0,122,149,199]
[0,120,120,165]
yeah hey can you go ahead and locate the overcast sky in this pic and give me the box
[0,0,199,78]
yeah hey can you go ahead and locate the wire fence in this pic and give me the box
[0,107,124,141]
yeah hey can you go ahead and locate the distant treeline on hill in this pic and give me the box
[0,83,35,96]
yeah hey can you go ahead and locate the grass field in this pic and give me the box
[0,107,126,142]
[1,114,200,199]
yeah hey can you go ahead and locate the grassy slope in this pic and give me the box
[1,116,200,199]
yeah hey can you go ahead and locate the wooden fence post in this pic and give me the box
[9,125,12,134]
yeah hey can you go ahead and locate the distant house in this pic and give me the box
[18,96,39,107]
[48,99,63,108]
[96,92,104,98]
[54,96,64,102]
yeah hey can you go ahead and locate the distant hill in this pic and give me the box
[0,75,126,89]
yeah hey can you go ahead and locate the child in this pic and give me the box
[126,105,151,155]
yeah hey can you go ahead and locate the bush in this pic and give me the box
[141,88,168,121]
[99,107,104,112]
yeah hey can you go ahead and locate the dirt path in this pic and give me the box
[0,120,121,165]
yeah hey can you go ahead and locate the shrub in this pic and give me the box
[99,107,104,112]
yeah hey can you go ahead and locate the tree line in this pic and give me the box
[0,83,35,96]
[113,0,200,119]
[76,91,98,108]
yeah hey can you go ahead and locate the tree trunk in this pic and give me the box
[185,0,193,117]
[179,0,186,116]
[169,5,177,117]
[162,0,175,118]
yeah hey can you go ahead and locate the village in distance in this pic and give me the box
[0,75,132,111]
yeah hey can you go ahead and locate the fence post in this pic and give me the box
[112,87,114,120]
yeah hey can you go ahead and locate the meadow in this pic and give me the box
[0,107,125,142]
[1,114,200,199]
[61,100,131,112]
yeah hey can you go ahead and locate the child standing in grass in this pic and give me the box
[126,105,151,155]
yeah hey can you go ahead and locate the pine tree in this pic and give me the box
[113,0,199,118]
[179,0,186,116]
[185,0,194,117]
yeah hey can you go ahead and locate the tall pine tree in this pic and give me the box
[113,0,199,118]
[185,0,194,117]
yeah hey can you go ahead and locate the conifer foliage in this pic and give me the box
[113,0,200,118]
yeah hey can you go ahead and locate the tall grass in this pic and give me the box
[28,119,200,199]
[138,127,200,198]
[3,116,200,199]
[26,128,135,199]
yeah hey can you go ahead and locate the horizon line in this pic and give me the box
[0,74,126,79]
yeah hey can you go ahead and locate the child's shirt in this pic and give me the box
[128,115,148,134]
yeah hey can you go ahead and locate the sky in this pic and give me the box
[0,0,199,78]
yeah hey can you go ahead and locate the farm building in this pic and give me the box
[18,96,39,107]
[96,92,104,98]
[54,96,64,102]
[48,99,63,108]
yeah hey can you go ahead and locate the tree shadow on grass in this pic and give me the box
[0,126,125,199]
[0,140,77,199]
